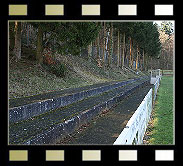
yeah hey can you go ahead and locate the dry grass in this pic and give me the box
[9,51,143,99]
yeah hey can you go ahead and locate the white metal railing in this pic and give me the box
[153,76,161,104]
[113,89,152,145]
[150,69,161,84]
[113,69,162,145]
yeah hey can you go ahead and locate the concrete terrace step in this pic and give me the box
[9,77,147,123]
[9,81,119,108]
[9,77,150,145]
[60,84,153,145]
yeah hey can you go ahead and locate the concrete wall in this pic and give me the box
[9,77,146,123]
[21,78,150,145]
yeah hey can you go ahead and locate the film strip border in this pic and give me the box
[8,149,175,162]
[8,4,174,16]
[3,1,178,165]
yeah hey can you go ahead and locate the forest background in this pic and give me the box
[9,21,174,98]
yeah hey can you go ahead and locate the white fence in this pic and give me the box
[113,69,162,145]
[113,89,152,145]
[153,76,161,105]
[150,69,161,84]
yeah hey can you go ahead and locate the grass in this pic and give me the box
[147,76,174,145]
[9,59,95,99]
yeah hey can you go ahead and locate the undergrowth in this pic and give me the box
[9,48,145,99]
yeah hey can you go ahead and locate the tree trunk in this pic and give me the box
[27,23,30,46]
[88,42,92,62]
[108,23,113,67]
[14,21,21,61]
[117,30,120,67]
[122,32,125,68]
[96,35,100,60]
[36,24,43,64]
[146,55,149,71]
[131,40,134,68]
[142,49,145,71]
[103,22,106,68]
[136,45,139,70]
[96,34,102,67]
[106,28,109,67]
[129,37,132,68]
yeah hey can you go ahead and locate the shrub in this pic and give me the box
[42,48,67,77]
[42,61,67,78]
[49,62,67,77]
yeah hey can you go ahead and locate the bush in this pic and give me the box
[49,63,67,77]
[42,62,67,78]
[21,46,36,60]
[42,49,67,77]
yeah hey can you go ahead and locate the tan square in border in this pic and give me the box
[9,150,28,161]
[46,150,64,161]
[119,150,137,161]
[45,5,64,15]
[82,5,100,16]
[118,5,137,15]
[82,150,101,161]
[9,5,27,16]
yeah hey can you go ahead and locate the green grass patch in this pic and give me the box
[149,76,174,145]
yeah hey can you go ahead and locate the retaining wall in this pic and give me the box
[21,78,150,145]
[9,77,147,123]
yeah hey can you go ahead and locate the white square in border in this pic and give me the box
[155,150,174,161]
[155,5,173,15]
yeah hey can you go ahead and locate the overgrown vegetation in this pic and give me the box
[9,21,174,99]
[9,51,146,99]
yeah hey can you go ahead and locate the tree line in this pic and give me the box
[9,21,163,72]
